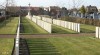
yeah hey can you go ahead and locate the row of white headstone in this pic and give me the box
[41,17,80,33]
[15,16,20,55]
[27,15,52,33]
[42,17,52,23]
[96,27,100,38]
[26,15,32,20]
[32,16,37,23]
[27,15,80,33]
[53,19,80,33]
[33,15,42,20]
[37,19,52,33]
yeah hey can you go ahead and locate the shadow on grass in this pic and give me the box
[80,28,95,33]
[26,38,61,55]
[0,18,12,28]
[20,17,48,34]
[52,25,77,34]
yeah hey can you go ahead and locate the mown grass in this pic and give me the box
[26,36,100,55]
[52,25,77,34]
[0,17,18,34]
[20,17,48,34]
[26,38,61,55]
[49,36,100,55]
[80,24,95,33]
[0,38,14,55]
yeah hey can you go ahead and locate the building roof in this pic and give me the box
[86,5,98,13]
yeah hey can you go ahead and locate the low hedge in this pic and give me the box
[0,15,10,22]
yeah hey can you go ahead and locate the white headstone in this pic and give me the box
[78,24,80,33]
[72,23,74,30]
[99,27,100,39]
[73,23,76,31]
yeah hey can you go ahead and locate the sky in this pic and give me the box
[0,0,100,9]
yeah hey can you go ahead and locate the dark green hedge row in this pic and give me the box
[0,16,5,22]
[0,15,10,22]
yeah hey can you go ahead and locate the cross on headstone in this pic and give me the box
[28,3,31,10]
[28,3,30,7]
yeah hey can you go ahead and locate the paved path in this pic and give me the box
[0,33,95,38]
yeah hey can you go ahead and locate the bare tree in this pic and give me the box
[72,0,84,8]
[4,0,16,25]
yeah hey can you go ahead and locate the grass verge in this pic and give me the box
[0,38,14,55]
[20,17,48,34]
[26,36,100,55]
[52,25,77,34]
[0,17,18,34]
[49,36,100,55]
[80,24,95,33]
[26,38,61,55]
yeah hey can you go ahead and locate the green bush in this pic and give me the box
[0,16,10,22]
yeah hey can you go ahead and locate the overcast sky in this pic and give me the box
[0,0,100,9]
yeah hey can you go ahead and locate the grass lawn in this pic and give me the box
[0,38,14,55]
[21,17,48,34]
[26,38,61,55]
[52,25,77,34]
[26,36,100,55]
[0,17,18,34]
[80,24,96,33]
[49,36,100,55]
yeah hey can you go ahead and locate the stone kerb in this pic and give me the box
[15,16,20,55]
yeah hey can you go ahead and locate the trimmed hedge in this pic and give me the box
[0,15,10,22]
[0,16,5,22]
